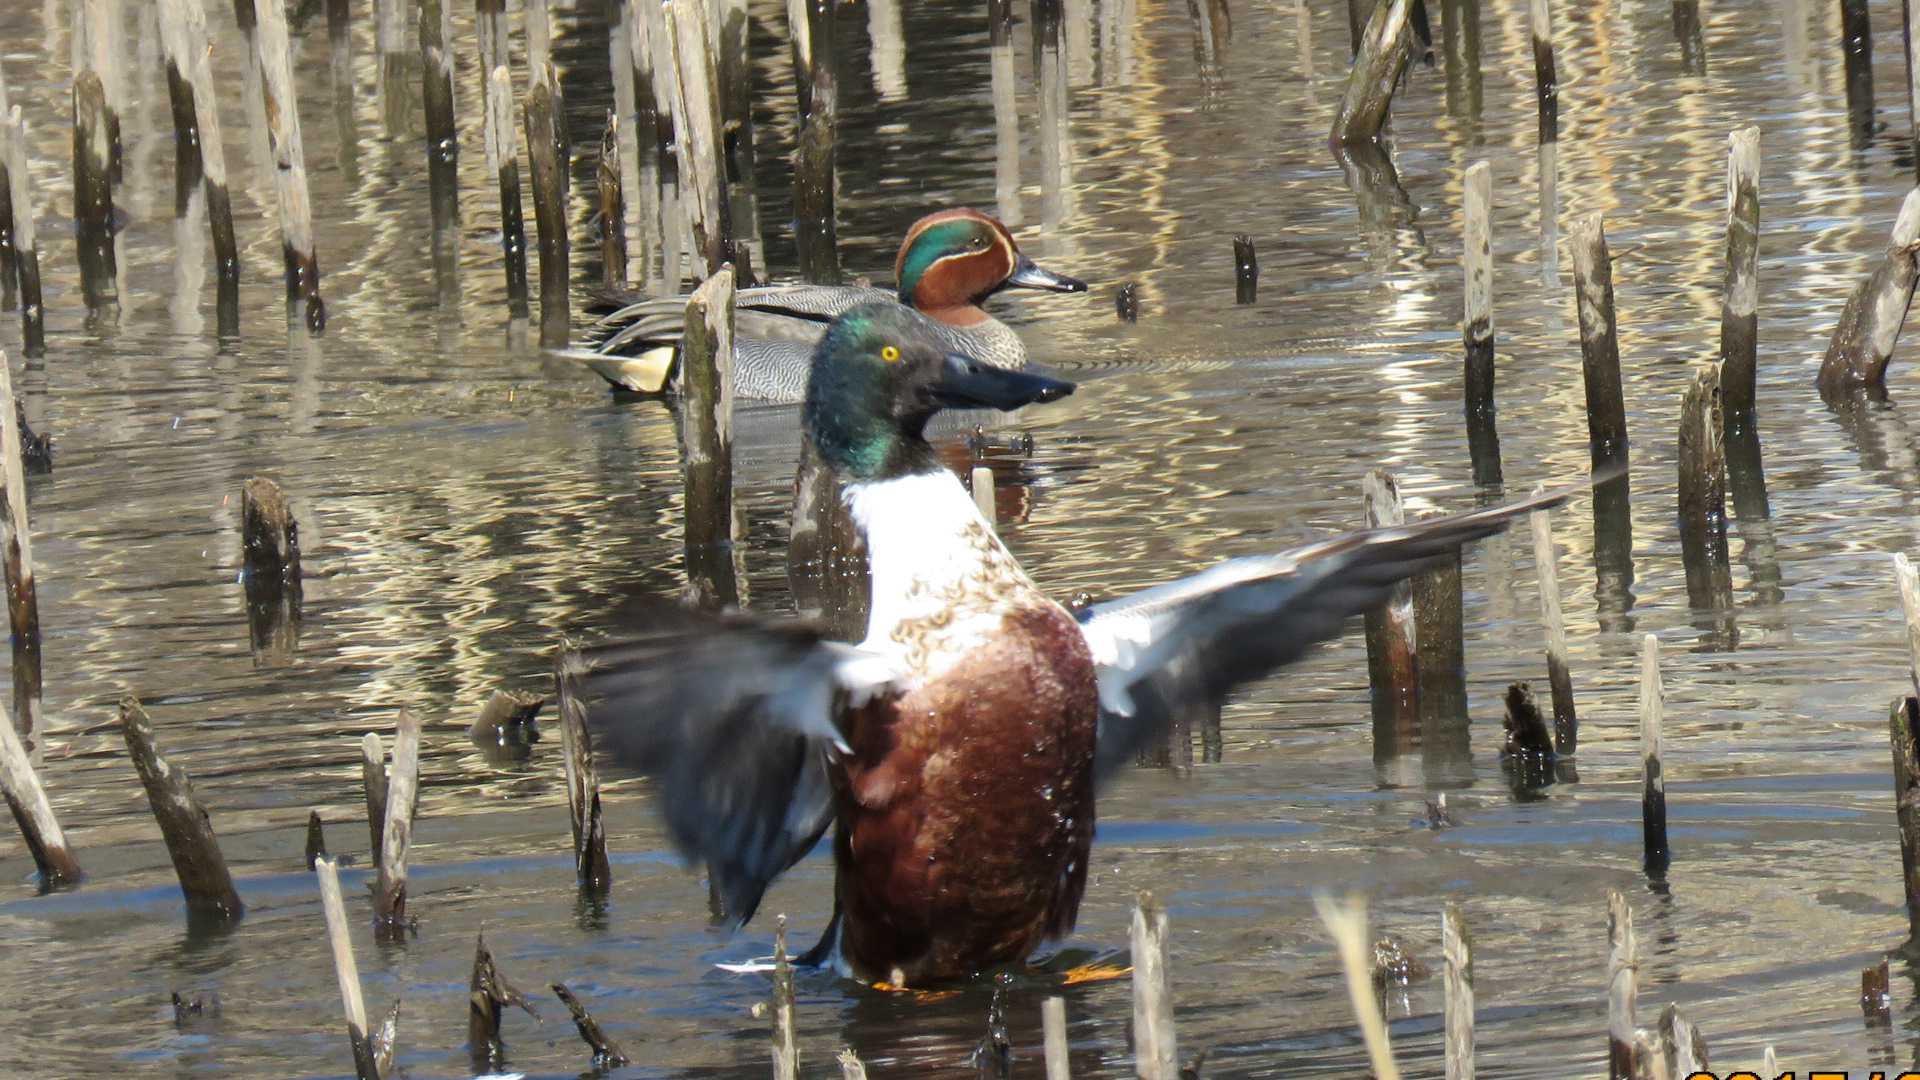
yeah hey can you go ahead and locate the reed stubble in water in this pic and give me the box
[305,809,325,870]
[241,476,301,660]
[1841,0,1874,147]
[250,0,325,330]
[158,0,240,334]
[0,70,14,313]
[794,0,840,283]
[420,0,458,244]
[1529,0,1557,145]
[680,267,740,611]
[315,857,383,1080]
[1907,0,1920,180]
[525,79,569,348]
[1233,234,1258,303]
[555,651,611,892]
[121,698,245,923]
[606,0,645,287]
[1331,0,1412,146]
[468,933,538,1071]
[1820,187,1920,397]
[1442,903,1474,1080]
[1606,890,1637,1080]
[361,731,386,866]
[1462,160,1500,485]
[667,0,732,275]
[1412,520,1466,746]
[1720,128,1760,435]
[1890,695,1920,943]
[0,652,76,885]
[487,67,530,320]
[553,982,631,1067]
[0,353,40,744]
[598,110,627,289]
[1529,496,1577,756]
[1042,996,1070,1079]
[1131,891,1178,1079]
[1677,364,1734,634]
[1638,636,1670,878]
[373,709,420,933]
[1569,214,1628,471]
[1362,471,1419,755]
[1896,553,1920,695]
[72,71,118,315]
[772,915,798,1077]
[3,109,42,355]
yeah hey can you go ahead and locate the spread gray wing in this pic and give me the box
[1078,482,1580,780]
[556,605,897,927]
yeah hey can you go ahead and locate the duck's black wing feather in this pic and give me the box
[1078,482,1583,780]
[557,605,897,927]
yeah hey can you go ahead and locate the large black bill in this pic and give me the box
[1004,255,1088,294]
[932,353,1076,411]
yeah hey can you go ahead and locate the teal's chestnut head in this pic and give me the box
[804,303,1074,480]
[894,209,1087,319]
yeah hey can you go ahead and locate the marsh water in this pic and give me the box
[9,0,1920,1075]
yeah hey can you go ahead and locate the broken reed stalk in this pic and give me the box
[3,109,43,355]
[679,267,738,609]
[1896,553,1920,696]
[253,0,324,330]
[420,0,458,237]
[316,857,383,1080]
[553,982,632,1067]
[1331,0,1412,147]
[1530,0,1557,145]
[971,466,996,525]
[1462,160,1500,486]
[772,915,799,1078]
[1131,891,1178,1078]
[158,0,240,327]
[0,677,77,886]
[1570,214,1629,472]
[1890,695,1920,943]
[1677,363,1732,616]
[361,731,387,865]
[555,651,611,892]
[1819,186,1920,396]
[1638,635,1670,878]
[1442,903,1474,1080]
[1606,890,1637,1080]
[837,1048,868,1079]
[241,477,300,589]
[598,110,627,290]
[1529,495,1576,756]
[305,809,326,869]
[1315,895,1401,1080]
[374,709,421,931]
[1042,996,1070,1079]
[1660,1004,1709,1076]
[1720,128,1760,435]
[524,80,569,348]
[121,697,244,922]
[794,0,840,284]
[1233,234,1258,304]
[667,0,730,275]
[487,67,530,320]
[1362,470,1419,735]
[73,71,118,314]
[0,353,39,743]
[468,933,537,1071]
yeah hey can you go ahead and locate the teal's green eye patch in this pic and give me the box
[898,221,991,295]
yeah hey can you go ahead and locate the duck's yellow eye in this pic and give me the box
[880,345,901,363]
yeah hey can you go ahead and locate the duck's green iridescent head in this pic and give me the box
[893,209,1087,314]
[803,303,1075,481]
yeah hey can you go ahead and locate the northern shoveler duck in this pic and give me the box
[571,208,1086,401]
[563,303,1578,985]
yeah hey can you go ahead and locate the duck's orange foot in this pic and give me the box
[867,978,962,1003]
[1057,961,1132,986]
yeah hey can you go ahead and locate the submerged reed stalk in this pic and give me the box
[3,109,42,355]
[1462,160,1500,486]
[1819,187,1920,397]
[420,0,458,238]
[158,0,239,331]
[374,709,420,932]
[1529,494,1576,755]
[487,67,530,320]
[1720,127,1760,435]
[1331,0,1412,146]
[72,71,118,314]
[121,697,244,922]
[252,0,324,330]
[315,856,383,1080]
[1638,636,1670,878]
[1569,214,1628,471]
[1842,0,1874,144]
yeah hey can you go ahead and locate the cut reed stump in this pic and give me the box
[315,857,383,1080]
[524,79,569,348]
[1413,514,1466,733]
[486,67,530,320]
[772,915,799,1078]
[1842,0,1874,145]
[305,809,326,869]
[1606,890,1636,1080]
[1331,0,1412,147]
[122,697,244,923]
[1442,903,1474,1080]
[251,0,324,330]
[1042,996,1070,1079]
[1362,470,1419,746]
[468,932,538,1072]
[1889,695,1920,944]
[373,709,420,934]
[553,982,631,1068]
[3,108,43,355]
[1500,682,1554,790]
[419,0,458,239]
[1462,160,1500,486]
[598,110,627,290]
[555,651,610,892]
[1529,490,1579,749]
[0,353,40,742]
[1638,635,1670,878]
[0,681,78,886]
[361,731,386,865]
[667,0,731,275]
[1233,234,1258,304]
[1570,214,1628,471]
[1116,282,1140,322]
[1819,186,1920,398]
[794,0,840,284]
[1131,891,1177,1078]
[1678,365,1734,634]
[1720,131,1760,435]
[679,267,739,611]
[73,71,119,315]
[158,0,240,329]
[1530,0,1557,145]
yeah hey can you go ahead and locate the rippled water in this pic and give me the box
[6,0,1920,1075]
